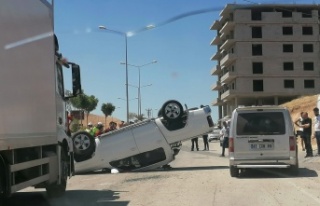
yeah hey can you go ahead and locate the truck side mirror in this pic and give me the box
[72,64,82,96]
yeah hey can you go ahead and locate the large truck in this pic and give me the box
[0,0,82,200]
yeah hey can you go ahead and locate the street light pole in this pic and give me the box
[121,60,157,116]
[99,25,129,123]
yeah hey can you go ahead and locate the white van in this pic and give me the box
[229,106,298,177]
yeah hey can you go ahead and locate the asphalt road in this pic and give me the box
[7,140,320,206]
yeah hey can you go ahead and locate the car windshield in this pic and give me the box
[236,112,286,135]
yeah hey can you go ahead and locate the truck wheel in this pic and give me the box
[161,100,184,121]
[72,131,95,161]
[45,149,68,198]
[0,160,8,206]
[230,166,239,177]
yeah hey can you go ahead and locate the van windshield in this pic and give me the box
[236,112,286,135]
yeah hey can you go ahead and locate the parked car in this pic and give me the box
[229,105,298,177]
[208,127,221,142]
[73,100,214,173]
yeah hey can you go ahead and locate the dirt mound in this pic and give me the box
[281,94,318,146]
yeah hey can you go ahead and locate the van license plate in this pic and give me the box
[250,143,274,150]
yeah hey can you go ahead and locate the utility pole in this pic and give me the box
[146,108,152,119]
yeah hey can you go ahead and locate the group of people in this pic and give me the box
[190,119,230,157]
[85,120,125,137]
[294,107,320,157]
[190,134,210,151]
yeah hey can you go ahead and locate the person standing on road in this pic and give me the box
[202,134,209,151]
[91,122,104,137]
[220,120,230,157]
[200,104,210,151]
[300,112,313,157]
[294,112,305,151]
[191,137,199,151]
[85,122,93,133]
[312,107,320,156]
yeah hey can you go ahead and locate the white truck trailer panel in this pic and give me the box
[0,0,57,150]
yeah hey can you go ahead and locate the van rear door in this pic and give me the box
[233,110,290,160]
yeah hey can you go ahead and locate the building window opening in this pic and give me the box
[282,10,292,18]
[283,62,294,71]
[252,62,263,74]
[252,27,262,38]
[302,26,313,35]
[304,80,315,88]
[282,26,293,35]
[303,62,314,71]
[252,44,262,56]
[284,80,294,88]
[283,44,293,53]
[303,44,313,53]
[253,80,264,92]
[251,10,262,20]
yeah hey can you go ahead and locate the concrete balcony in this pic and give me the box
[211,65,221,75]
[212,98,223,106]
[211,81,222,90]
[210,35,221,45]
[220,38,235,51]
[220,53,236,67]
[210,20,221,30]
[221,71,236,84]
[211,51,222,61]
[221,89,236,100]
[219,21,235,35]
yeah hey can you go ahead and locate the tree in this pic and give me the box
[129,112,137,121]
[69,92,98,125]
[83,95,99,125]
[135,114,146,121]
[101,103,116,126]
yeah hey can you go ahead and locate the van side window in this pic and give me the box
[109,148,166,170]
[237,112,285,135]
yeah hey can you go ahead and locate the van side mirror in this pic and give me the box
[71,64,82,96]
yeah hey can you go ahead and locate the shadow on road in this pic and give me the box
[152,165,229,172]
[238,167,318,179]
[6,190,129,206]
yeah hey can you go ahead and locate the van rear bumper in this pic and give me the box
[230,157,297,168]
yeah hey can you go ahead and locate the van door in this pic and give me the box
[233,110,290,160]
[132,121,169,153]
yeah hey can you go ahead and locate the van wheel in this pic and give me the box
[161,100,184,121]
[72,131,95,161]
[230,166,239,177]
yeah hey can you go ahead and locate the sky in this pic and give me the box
[54,0,319,123]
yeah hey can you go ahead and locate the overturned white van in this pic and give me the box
[73,100,214,173]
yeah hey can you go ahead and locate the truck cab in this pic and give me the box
[0,0,81,199]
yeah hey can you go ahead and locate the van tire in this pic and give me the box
[230,166,239,177]
[72,131,95,161]
[161,100,184,121]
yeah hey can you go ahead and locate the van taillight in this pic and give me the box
[289,136,296,151]
[229,137,234,152]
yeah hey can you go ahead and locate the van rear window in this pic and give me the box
[236,112,285,135]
